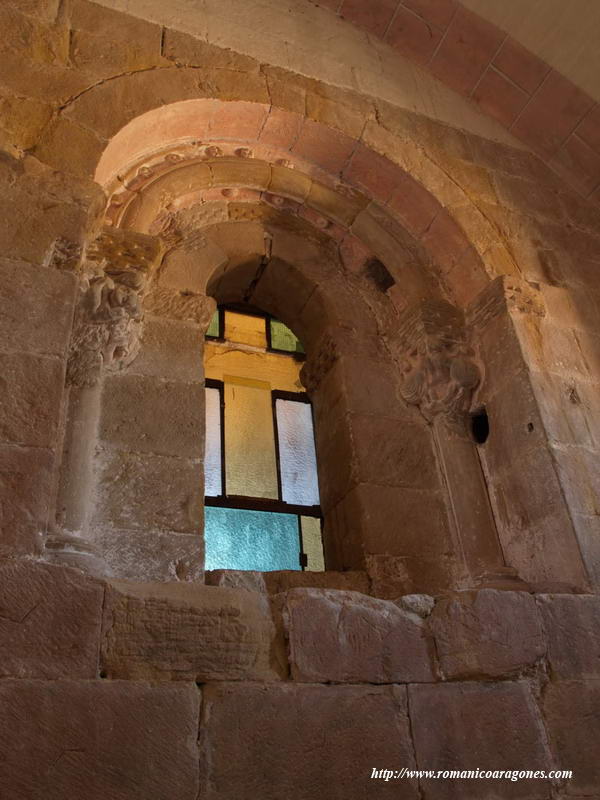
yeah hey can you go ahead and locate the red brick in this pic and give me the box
[258,108,302,150]
[512,70,594,157]
[386,4,443,65]
[340,0,398,37]
[552,133,600,196]
[473,66,529,127]
[493,36,550,95]
[577,103,600,152]
[209,100,269,140]
[430,6,505,96]
[292,118,357,174]
[420,210,469,269]
[343,144,403,203]
[401,0,456,29]
[387,173,441,235]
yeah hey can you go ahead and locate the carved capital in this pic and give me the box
[67,228,163,387]
[395,300,481,423]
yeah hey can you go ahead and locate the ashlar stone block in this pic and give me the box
[99,373,204,458]
[0,443,53,557]
[410,682,552,799]
[0,259,77,357]
[537,594,600,679]
[542,681,600,796]
[0,679,200,800]
[200,682,419,799]
[430,589,546,679]
[101,581,285,681]
[0,561,104,679]
[92,448,203,534]
[283,588,436,683]
[0,351,63,448]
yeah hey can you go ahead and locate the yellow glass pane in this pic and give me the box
[301,516,325,572]
[204,341,303,393]
[224,310,267,348]
[224,379,279,499]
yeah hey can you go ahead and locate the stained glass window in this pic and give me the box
[269,318,304,353]
[275,398,319,506]
[206,310,221,339]
[203,306,323,572]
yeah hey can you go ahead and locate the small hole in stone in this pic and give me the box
[471,408,489,444]
[100,670,108,679]
[527,422,534,432]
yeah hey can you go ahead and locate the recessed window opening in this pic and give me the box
[203,305,324,572]
[470,408,489,445]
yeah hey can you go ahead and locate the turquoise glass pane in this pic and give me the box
[269,319,304,353]
[206,311,220,338]
[204,506,301,571]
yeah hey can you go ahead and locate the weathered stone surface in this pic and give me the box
[131,316,204,383]
[283,588,436,683]
[430,590,546,679]
[0,443,53,557]
[0,561,104,679]
[0,679,200,799]
[101,581,284,681]
[93,449,203,534]
[0,259,77,357]
[205,569,371,594]
[200,682,419,799]
[92,526,203,582]
[205,569,268,593]
[410,682,552,799]
[70,0,164,78]
[99,373,205,458]
[397,593,435,617]
[537,594,600,679]
[264,569,370,595]
[543,681,600,796]
[0,351,63,447]
[0,155,101,264]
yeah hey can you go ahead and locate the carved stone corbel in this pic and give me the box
[394,299,481,426]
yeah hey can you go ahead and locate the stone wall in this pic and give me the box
[1,561,598,798]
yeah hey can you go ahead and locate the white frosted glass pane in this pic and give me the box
[276,399,320,506]
[205,387,222,496]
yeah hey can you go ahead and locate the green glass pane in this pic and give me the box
[204,506,301,571]
[206,311,220,338]
[270,319,304,354]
